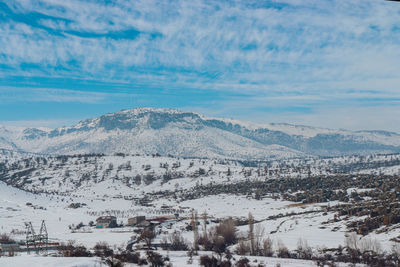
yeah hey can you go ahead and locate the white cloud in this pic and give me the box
[0,87,127,104]
[1,0,400,131]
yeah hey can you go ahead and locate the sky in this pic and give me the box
[1,0,400,132]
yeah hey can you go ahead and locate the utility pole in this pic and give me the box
[25,222,37,254]
[39,220,49,254]
[24,220,48,255]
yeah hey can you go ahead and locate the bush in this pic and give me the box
[147,251,167,267]
[115,251,141,264]
[199,218,237,254]
[235,257,250,267]
[94,242,114,258]
[105,258,124,267]
[296,238,313,259]
[198,233,214,251]
[276,240,290,258]
[164,232,189,251]
[262,237,274,257]
[58,243,92,257]
[216,218,237,246]
[0,233,15,244]
[235,241,250,255]
[199,255,219,267]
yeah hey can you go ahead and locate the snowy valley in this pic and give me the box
[1,109,400,266]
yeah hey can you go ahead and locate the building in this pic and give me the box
[96,216,117,228]
[127,216,146,226]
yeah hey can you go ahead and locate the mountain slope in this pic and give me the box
[1,108,400,159]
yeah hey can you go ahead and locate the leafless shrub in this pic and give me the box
[139,228,156,249]
[252,224,265,256]
[198,230,214,251]
[296,238,313,259]
[216,218,237,246]
[345,232,359,251]
[235,257,250,267]
[0,233,15,244]
[58,243,92,257]
[248,213,254,254]
[199,255,218,267]
[276,239,290,258]
[359,238,381,254]
[262,237,274,257]
[235,241,250,255]
[345,233,361,263]
[94,241,114,258]
[114,251,141,264]
[147,251,167,267]
[199,218,237,253]
[164,232,189,251]
[104,257,124,267]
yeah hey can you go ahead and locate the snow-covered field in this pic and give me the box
[0,254,102,267]
[0,252,367,267]
[1,151,400,266]
[0,178,397,253]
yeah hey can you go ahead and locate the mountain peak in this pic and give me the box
[115,107,190,116]
[1,108,400,159]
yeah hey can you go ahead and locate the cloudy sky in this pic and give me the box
[1,0,400,131]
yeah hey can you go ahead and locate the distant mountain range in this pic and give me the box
[1,108,400,159]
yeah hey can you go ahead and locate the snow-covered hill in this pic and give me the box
[1,151,400,257]
[1,108,400,159]
[2,152,400,195]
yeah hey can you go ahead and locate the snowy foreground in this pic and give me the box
[1,152,400,266]
[0,177,398,252]
[0,252,366,267]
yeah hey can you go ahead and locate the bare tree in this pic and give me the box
[253,224,265,255]
[139,228,155,250]
[359,237,381,254]
[276,239,290,258]
[202,211,208,235]
[192,211,199,252]
[248,212,254,255]
[345,232,359,251]
[262,236,274,257]
[296,238,312,259]
[216,217,237,246]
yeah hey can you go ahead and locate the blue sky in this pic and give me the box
[1,0,400,131]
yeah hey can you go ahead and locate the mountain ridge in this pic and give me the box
[1,107,400,159]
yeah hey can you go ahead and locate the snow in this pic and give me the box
[1,146,400,265]
[1,107,400,159]
[0,255,101,267]
[0,177,396,254]
[0,252,366,267]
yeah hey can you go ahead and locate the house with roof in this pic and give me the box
[96,216,117,228]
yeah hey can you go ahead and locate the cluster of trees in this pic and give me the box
[58,240,170,267]
[148,174,399,204]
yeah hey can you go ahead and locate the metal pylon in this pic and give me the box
[38,220,48,253]
[24,221,37,254]
[24,220,48,254]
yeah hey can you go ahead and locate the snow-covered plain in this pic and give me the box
[0,254,102,267]
[0,251,367,267]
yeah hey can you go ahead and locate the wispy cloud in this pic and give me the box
[0,87,118,103]
[0,0,400,130]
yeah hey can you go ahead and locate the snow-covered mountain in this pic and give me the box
[1,107,400,159]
